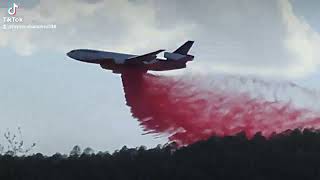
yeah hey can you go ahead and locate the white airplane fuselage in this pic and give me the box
[67,49,134,64]
[67,41,195,74]
[67,49,192,74]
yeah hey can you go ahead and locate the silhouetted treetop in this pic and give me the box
[1,129,320,180]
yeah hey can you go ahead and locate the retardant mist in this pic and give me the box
[121,70,320,146]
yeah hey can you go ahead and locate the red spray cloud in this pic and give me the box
[121,70,320,146]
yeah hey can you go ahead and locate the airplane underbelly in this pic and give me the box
[100,61,147,73]
[147,61,186,71]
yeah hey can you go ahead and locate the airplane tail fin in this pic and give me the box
[174,41,194,55]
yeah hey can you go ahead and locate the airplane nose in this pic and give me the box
[67,51,73,58]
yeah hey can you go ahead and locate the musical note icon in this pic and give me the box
[8,3,19,16]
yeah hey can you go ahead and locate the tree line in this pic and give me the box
[1,129,320,179]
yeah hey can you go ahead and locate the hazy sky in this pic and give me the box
[1,0,320,155]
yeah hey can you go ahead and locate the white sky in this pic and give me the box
[1,0,320,155]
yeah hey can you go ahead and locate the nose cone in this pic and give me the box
[66,49,103,64]
[67,50,74,59]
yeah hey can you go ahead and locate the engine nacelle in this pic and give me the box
[164,52,186,61]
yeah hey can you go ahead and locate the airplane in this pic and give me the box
[67,41,194,74]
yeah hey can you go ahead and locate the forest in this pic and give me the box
[1,129,320,180]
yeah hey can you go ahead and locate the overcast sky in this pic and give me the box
[1,0,320,155]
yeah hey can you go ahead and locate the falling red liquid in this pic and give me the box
[121,70,320,146]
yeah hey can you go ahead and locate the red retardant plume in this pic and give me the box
[121,70,320,146]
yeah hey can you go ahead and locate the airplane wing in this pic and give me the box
[124,49,165,65]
